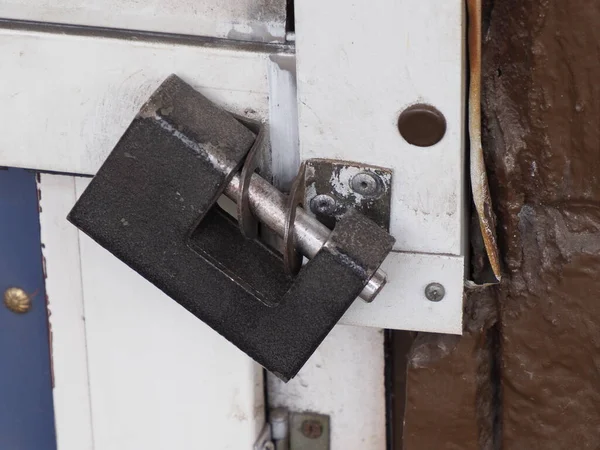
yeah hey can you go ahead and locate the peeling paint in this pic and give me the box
[303,159,393,230]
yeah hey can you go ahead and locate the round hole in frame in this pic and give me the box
[397,104,447,147]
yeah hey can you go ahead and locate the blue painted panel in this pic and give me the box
[0,168,57,450]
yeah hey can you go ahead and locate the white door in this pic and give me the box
[0,0,465,448]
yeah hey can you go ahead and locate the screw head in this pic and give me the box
[4,287,32,313]
[425,283,445,302]
[351,172,382,197]
[310,194,337,215]
[301,419,323,439]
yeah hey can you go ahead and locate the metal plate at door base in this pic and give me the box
[290,412,330,450]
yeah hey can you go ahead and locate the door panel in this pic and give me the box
[0,168,56,450]
[39,174,264,450]
[0,26,277,176]
[38,174,95,450]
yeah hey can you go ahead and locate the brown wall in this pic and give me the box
[395,1,600,448]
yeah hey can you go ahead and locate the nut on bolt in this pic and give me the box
[425,282,445,302]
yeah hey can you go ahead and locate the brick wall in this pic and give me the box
[396,1,600,448]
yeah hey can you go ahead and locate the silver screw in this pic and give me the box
[351,172,381,197]
[310,194,337,215]
[425,283,445,302]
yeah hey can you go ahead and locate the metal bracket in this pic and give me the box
[290,413,330,450]
[304,159,392,230]
[267,408,330,450]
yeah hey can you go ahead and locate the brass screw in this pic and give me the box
[301,419,323,439]
[4,287,32,313]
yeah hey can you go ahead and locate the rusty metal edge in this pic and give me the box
[468,0,502,282]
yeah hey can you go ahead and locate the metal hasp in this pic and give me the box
[68,75,395,381]
[304,159,392,231]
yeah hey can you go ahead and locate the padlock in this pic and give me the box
[68,75,395,381]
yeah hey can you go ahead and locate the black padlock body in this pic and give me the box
[69,75,395,380]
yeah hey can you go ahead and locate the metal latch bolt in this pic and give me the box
[222,158,387,303]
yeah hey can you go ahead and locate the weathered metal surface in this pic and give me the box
[222,171,389,303]
[283,162,305,275]
[290,413,330,450]
[68,76,395,380]
[237,118,266,240]
[467,0,502,282]
[303,159,392,230]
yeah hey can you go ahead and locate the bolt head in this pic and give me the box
[425,282,445,302]
[310,194,337,215]
[301,419,323,439]
[351,172,381,197]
